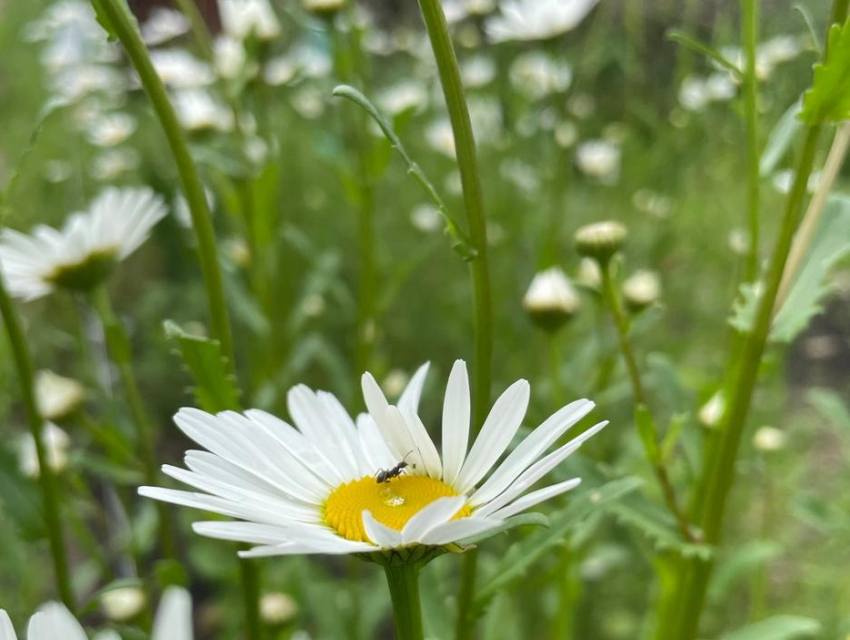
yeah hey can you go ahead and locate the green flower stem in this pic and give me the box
[92,0,234,366]
[416,0,493,431]
[670,124,823,640]
[741,0,760,281]
[173,0,213,58]
[90,286,176,559]
[0,271,74,608]
[384,563,425,640]
[414,3,493,639]
[599,263,694,542]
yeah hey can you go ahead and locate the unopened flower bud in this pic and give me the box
[753,426,786,452]
[101,586,146,622]
[574,221,627,264]
[18,423,70,477]
[36,370,85,421]
[260,592,298,625]
[699,391,725,428]
[575,258,602,291]
[523,267,580,332]
[622,270,661,312]
[303,0,344,15]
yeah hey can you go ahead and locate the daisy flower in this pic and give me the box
[0,588,192,640]
[485,0,600,43]
[140,361,606,559]
[0,187,167,301]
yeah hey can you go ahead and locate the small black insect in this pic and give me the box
[376,451,416,483]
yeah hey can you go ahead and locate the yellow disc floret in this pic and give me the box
[324,475,471,543]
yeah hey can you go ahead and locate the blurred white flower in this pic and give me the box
[409,204,441,234]
[101,586,146,622]
[0,187,167,300]
[444,0,497,23]
[728,228,750,256]
[510,52,571,100]
[575,140,621,184]
[382,369,411,399]
[753,426,787,452]
[141,362,605,556]
[461,56,497,88]
[260,592,298,625]
[263,56,299,86]
[303,0,345,14]
[500,159,540,195]
[699,392,725,428]
[301,293,326,318]
[291,86,326,119]
[18,423,70,478]
[632,189,672,218]
[51,65,126,103]
[427,119,457,158]
[575,258,602,290]
[568,93,595,119]
[555,120,579,148]
[485,0,599,43]
[86,113,136,147]
[142,8,191,46]
[721,35,803,80]
[36,371,85,422]
[90,149,140,181]
[219,0,281,41]
[772,169,821,195]
[215,36,252,80]
[151,49,214,88]
[174,187,216,229]
[377,81,429,115]
[173,89,234,132]
[679,74,737,111]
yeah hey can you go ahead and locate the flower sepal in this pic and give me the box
[362,545,453,568]
[46,249,117,292]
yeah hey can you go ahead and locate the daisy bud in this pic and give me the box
[36,370,85,422]
[574,221,627,265]
[698,391,725,428]
[753,426,786,452]
[101,586,147,622]
[260,592,298,625]
[523,267,580,332]
[18,423,70,478]
[575,258,602,291]
[303,0,345,16]
[622,270,661,312]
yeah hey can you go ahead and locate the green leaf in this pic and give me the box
[473,477,641,610]
[459,512,549,546]
[606,495,713,559]
[760,101,802,177]
[730,195,850,341]
[164,320,241,412]
[90,0,120,42]
[800,18,850,123]
[718,615,821,640]
[634,404,660,465]
[807,387,850,431]
[666,29,743,79]
[708,540,781,600]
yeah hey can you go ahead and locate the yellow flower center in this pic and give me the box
[324,475,471,543]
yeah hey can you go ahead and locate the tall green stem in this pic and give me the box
[599,264,693,541]
[741,0,760,281]
[416,0,493,430]
[384,563,425,640]
[91,286,176,559]
[0,271,74,608]
[669,124,823,640]
[413,3,493,639]
[92,0,233,364]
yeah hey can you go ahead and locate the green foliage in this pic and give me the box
[164,320,241,412]
[760,101,802,178]
[800,18,850,123]
[708,540,781,600]
[730,195,850,342]
[807,387,850,431]
[718,615,821,640]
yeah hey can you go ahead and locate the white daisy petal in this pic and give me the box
[362,373,407,459]
[27,604,87,640]
[441,359,471,487]
[192,521,291,545]
[0,611,16,640]
[417,517,505,546]
[401,496,467,544]
[152,588,193,640]
[363,511,404,547]
[470,399,594,506]
[398,362,430,415]
[454,380,531,494]
[487,478,582,520]
[356,414,397,473]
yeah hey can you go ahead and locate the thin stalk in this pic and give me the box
[384,563,425,640]
[741,0,760,281]
[0,270,74,608]
[416,0,493,431]
[599,264,694,541]
[413,4,494,640]
[90,286,176,559]
[775,122,850,308]
[670,124,823,640]
[92,0,234,364]
[173,0,213,58]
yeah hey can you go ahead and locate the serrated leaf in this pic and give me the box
[718,615,821,640]
[164,320,240,412]
[473,477,641,610]
[730,195,850,341]
[800,19,850,123]
[459,512,549,546]
[606,495,713,559]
